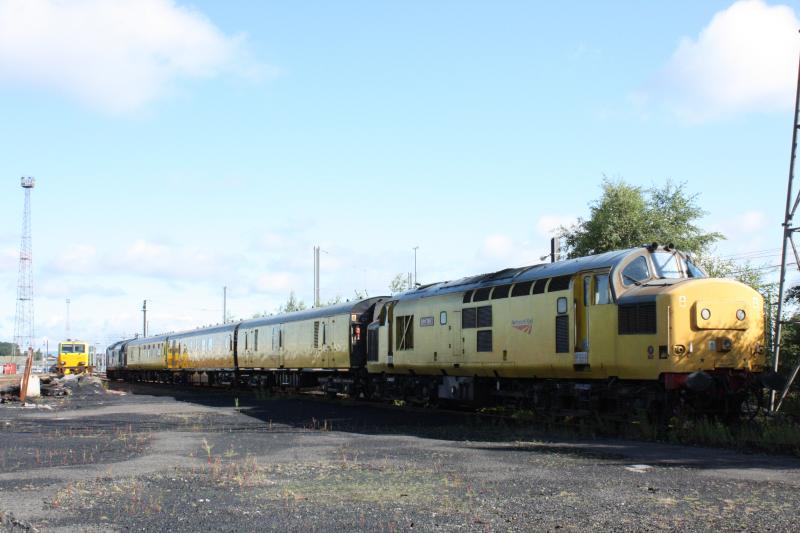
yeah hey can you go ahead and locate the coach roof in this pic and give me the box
[239,297,387,329]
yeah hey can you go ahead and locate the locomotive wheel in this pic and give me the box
[739,388,764,422]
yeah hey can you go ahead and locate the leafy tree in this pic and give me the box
[389,273,411,294]
[694,256,767,291]
[279,291,307,313]
[777,287,800,373]
[325,295,343,306]
[562,179,723,258]
[0,341,19,357]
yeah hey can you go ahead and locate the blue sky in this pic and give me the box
[0,0,798,351]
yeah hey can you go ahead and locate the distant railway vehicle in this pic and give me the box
[58,340,93,374]
[107,245,775,417]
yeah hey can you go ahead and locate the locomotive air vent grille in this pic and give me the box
[477,305,493,328]
[477,330,493,352]
[618,302,657,335]
[463,308,477,328]
[555,315,569,353]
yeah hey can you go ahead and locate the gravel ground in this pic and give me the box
[0,381,798,532]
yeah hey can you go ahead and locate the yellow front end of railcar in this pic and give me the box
[662,278,765,373]
[615,278,765,382]
[58,340,91,374]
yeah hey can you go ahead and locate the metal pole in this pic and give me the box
[413,246,419,286]
[771,49,800,412]
[223,286,227,323]
[142,300,147,337]
[314,246,320,307]
[312,247,314,308]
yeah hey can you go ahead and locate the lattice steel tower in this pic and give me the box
[13,177,35,358]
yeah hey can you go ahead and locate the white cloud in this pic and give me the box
[252,272,298,294]
[38,279,125,298]
[113,239,224,279]
[535,214,576,237]
[478,233,549,270]
[644,0,800,121]
[0,0,262,114]
[47,244,98,274]
[0,245,16,270]
[482,234,514,258]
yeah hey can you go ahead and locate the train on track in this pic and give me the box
[58,340,94,374]
[106,244,776,417]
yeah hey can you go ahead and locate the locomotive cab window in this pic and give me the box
[652,252,683,279]
[622,256,650,286]
[583,276,591,306]
[594,274,611,304]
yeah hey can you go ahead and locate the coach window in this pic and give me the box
[594,274,611,304]
[395,315,414,350]
[440,311,447,325]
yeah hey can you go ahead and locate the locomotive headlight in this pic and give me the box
[736,309,746,321]
[700,308,711,320]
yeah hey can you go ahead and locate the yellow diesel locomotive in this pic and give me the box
[364,244,766,414]
[107,245,770,416]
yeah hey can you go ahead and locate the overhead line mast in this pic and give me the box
[773,48,800,412]
[13,177,35,360]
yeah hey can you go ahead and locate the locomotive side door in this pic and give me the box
[575,273,591,366]
[588,272,615,370]
[575,271,615,369]
[386,301,396,364]
[451,310,462,357]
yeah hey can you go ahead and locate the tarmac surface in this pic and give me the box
[0,379,799,532]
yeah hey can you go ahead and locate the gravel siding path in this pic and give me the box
[0,382,798,532]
